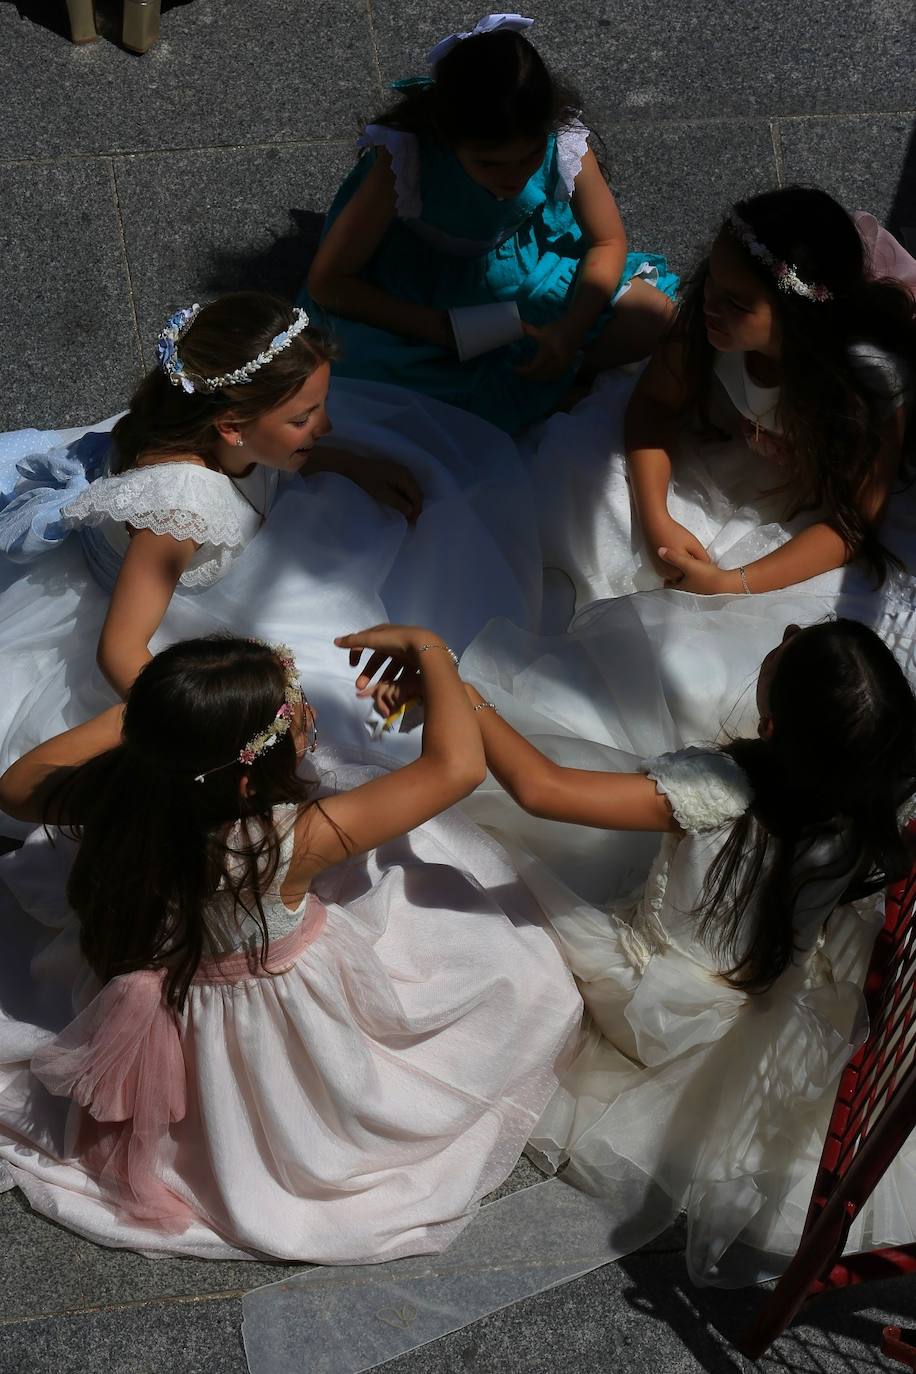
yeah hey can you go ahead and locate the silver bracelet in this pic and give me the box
[417,642,459,667]
[473,700,498,713]
[738,565,752,595]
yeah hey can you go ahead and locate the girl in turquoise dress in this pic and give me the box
[301,14,678,435]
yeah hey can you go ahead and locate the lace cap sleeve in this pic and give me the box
[356,124,422,219]
[554,117,590,201]
[645,747,754,833]
[62,464,246,553]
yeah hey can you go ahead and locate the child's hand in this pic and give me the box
[658,546,731,594]
[514,320,581,381]
[307,449,423,522]
[645,516,710,579]
[335,625,444,703]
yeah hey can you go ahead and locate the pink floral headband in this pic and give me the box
[193,642,314,784]
[726,211,834,303]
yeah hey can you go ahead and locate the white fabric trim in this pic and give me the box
[555,117,590,201]
[357,125,423,220]
[645,747,754,833]
[62,464,248,589]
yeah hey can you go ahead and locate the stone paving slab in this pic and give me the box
[607,117,779,273]
[777,113,916,237]
[0,0,378,159]
[368,0,916,121]
[0,157,142,429]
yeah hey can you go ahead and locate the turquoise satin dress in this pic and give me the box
[299,118,678,434]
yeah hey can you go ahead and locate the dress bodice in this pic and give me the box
[203,803,308,955]
[617,748,859,976]
[357,119,590,259]
[64,455,279,590]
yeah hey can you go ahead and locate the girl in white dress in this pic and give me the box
[534,186,916,608]
[366,617,916,1283]
[477,189,916,757]
[0,293,542,820]
[0,625,581,1261]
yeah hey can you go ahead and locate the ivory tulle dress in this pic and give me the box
[469,745,916,1286]
[299,115,677,434]
[493,213,916,748]
[0,789,582,1261]
[0,379,542,835]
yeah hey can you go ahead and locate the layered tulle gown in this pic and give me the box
[0,784,581,1261]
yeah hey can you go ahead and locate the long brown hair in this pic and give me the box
[43,637,319,1011]
[679,187,916,584]
[111,293,336,474]
[698,620,916,992]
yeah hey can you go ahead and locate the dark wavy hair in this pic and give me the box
[372,28,581,146]
[699,619,916,992]
[43,637,319,1011]
[111,293,337,474]
[679,187,916,584]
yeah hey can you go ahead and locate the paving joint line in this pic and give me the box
[769,120,786,186]
[0,1286,253,1328]
[106,158,146,373]
[1,108,914,170]
[364,0,386,104]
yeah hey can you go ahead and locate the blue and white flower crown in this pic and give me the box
[156,305,311,394]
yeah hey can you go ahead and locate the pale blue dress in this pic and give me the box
[299,115,678,434]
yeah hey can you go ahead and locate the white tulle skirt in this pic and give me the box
[0,772,582,1261]
[0,380,542,834]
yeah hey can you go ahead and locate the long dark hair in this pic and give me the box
[699,619,916,992]
[111,293,336,474]
[372,29,581,146]
[43,637,317,1010]
[679,186,916,584]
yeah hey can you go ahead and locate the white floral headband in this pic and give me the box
[426,13,534,66]
[193,642,314,784]
[726,211,833,303]
[157,305,311,395]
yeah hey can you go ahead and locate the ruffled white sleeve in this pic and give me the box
[356,125,422,219]
[554,117,590,201]
[645,747,754,833]
[62,464,248,588]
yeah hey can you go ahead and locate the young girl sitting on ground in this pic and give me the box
[533,186,915,609]
[0,626,581,1261]
[303,14,677,435]
[366,618,916,1283]
[0,292,542,815]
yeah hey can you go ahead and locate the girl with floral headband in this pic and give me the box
[0,291,541,825]
[532,186,916,610]
[302,14,678,435]
[0,626,581,1260]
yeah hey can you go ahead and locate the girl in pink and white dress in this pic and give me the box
[0,627,580,1261]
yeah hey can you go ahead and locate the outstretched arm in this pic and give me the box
[286,626,487,886]
[0,705,124,823]
[660,407,906,594]
[302,444,423,523]
[464,685,677,832]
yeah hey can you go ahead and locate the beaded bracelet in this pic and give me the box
[738,565,752,595]
[418,643,459,666]
[473,700,498,713]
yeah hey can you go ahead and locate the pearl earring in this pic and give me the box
[235,438,244,448]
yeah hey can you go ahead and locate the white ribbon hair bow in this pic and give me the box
[426,13,535,68]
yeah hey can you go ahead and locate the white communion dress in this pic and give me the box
[0,379,542,833]
[473,746,916,1286]
[0,785,582,1261]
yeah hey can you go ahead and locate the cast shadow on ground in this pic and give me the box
[889,118,916,247]
[204,208,326,304]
